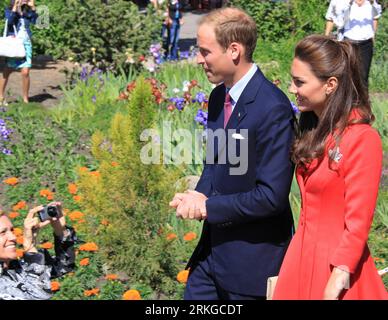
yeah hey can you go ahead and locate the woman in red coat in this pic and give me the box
[273,35,387,300]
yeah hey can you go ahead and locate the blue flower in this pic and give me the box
[194,92,207,104]
[2,148,11,155]
[80,66,88,82]
[92,95,97,103]
[170,97,185,110]
[195,109,208,127]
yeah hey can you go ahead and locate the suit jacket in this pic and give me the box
[187,68,295,296]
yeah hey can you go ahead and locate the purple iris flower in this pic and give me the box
[195,109,208,127]
[170,97,185,111]
[80,66,88,82]
[194,92,207,104]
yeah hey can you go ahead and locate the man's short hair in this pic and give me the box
[199,7,258,62]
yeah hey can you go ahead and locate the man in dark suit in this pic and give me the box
[170,7,295,300]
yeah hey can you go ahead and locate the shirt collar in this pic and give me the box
[227,64,258,105]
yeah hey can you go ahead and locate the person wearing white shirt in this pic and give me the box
[324,0,382,87]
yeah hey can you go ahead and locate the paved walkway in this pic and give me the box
[179,10,208,51]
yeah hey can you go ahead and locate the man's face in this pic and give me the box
[196,23,235,86]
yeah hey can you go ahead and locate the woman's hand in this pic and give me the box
[47,202,68,238]
[12,0,21,11]
[27,0,35,10]
[23,205,51,253]
[323,266,350,300]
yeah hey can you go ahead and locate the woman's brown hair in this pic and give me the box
[292,35,374,170]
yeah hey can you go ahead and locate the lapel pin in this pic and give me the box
[328,147,342,163]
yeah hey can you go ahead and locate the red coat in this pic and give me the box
[273,115,388,300]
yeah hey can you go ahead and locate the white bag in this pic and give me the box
[0,19,26,58]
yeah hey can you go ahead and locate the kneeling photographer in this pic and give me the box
[0,201,78,300]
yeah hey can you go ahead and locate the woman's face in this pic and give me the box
[289,58,328,117]
[0,215,17,262]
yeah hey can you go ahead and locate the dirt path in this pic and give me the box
[0,55,74,108]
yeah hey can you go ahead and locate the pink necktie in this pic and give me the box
[224,92,232,128]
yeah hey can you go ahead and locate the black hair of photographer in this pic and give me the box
[0,202,79,300]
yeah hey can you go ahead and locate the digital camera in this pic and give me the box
[38,205,58,222]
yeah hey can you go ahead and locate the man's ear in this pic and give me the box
[229,42,243,61]
[325,76,338,95]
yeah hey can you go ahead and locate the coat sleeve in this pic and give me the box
[44,226,78,279]
[25,9,38,24]
[4,9,17,29]
[330,127,383,273]
[205,102,295,225]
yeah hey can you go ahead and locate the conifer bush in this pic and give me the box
[76,77,183,295]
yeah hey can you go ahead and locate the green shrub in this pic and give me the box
[374,10,388,62]
[76,77,184,296]
[290,0,328,37]
[30,1,162,73]
[228,0,293,41]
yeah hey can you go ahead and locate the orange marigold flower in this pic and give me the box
[3,177,19,186]
[105,274,118,281]
[111,161,119,167]
[89,171,100,177]
[16,236,24,245]
[39,189,51,197]
[183,232,197,241]
[79,166,89,172]
[68,183,78,195]
[13,227,23,236]
[68,210,84,221]
[166,233,177,241]
[79,242,99,252]
[12,201,27,211]
[8,212,20,219]
[73,195,82,202]
[80,257,90,266]
[16,248,24,258]
[122,289,141,300]
[101,219,109,226]
[176,270,189,284]
[46,194,54,201]
[40,242,53,249]
[84,288,100,297]
[51,281,61,292]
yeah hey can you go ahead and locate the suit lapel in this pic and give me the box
[225,69,265,130]
[211,70,265,160]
